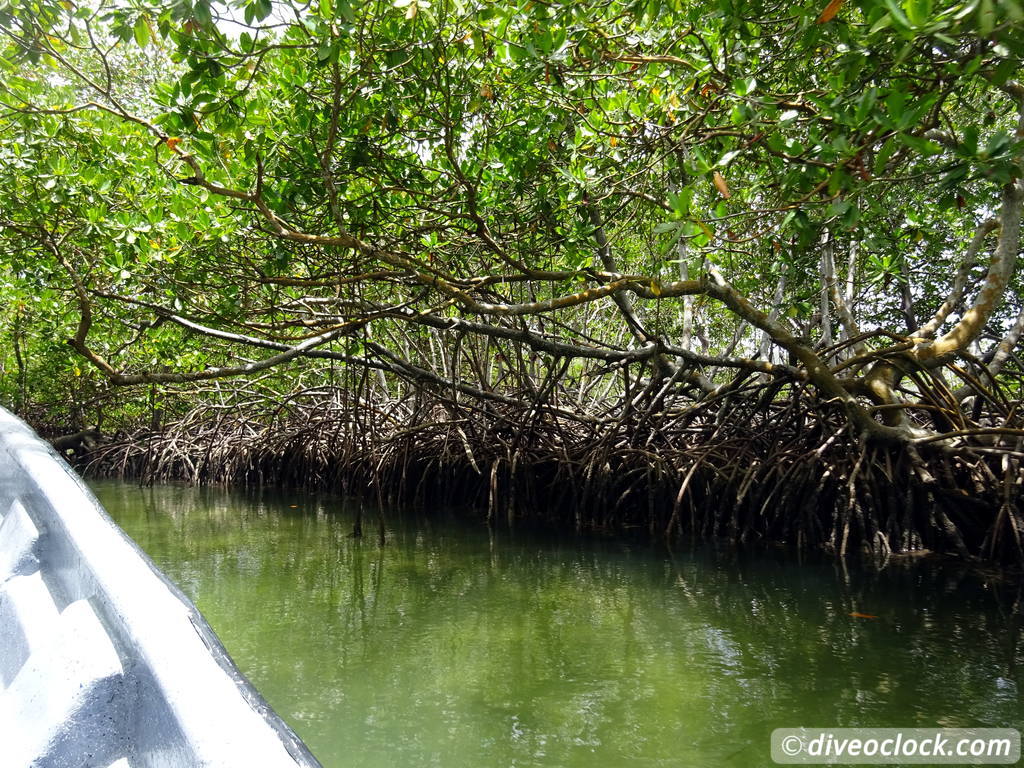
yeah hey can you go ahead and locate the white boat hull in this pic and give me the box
[0,409,321,767]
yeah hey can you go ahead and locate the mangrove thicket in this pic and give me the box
[1,0,1024,561]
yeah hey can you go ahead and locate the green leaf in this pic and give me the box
[982,131,1012,159]
[939,163,970,189]
[903,0,931,27]
[1004,0,1024,20]
[692,218,715,241]
[990,59,1018,86]
[316,39,340,63]
[841,202,861,230]
[855,88,877,124]
[899,134,941,155]
[977,0,995,36]
[827,168,850,196]
[732,76,756,96]
[869,12,893,33]
[133,17,150,47]
[193,1,212,27]
[961,125,979,155]
[828,199,851,219]
[667,187,693,216]
[717,149,742,167]
[874,136,899,175]
[884,91,905,123]
[254,0,273,22]
[881,0,912,28]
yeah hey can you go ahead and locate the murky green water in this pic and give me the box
[90,481,1022,767]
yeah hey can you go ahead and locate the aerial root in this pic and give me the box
[79,377,1024,564]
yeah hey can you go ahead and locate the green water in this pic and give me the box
[90,481,1022,767]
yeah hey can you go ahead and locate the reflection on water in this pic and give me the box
[90,481,1023,767]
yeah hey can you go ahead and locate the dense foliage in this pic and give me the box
[1,0,1023,558]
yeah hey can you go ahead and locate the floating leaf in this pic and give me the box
[166,137,181,150]
[849,612,879,619]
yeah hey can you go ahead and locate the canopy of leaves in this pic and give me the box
[0,0,1022,447]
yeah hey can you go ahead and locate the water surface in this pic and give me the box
[90,481,1023,767]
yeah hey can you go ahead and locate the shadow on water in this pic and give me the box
[89,480,1023,768]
